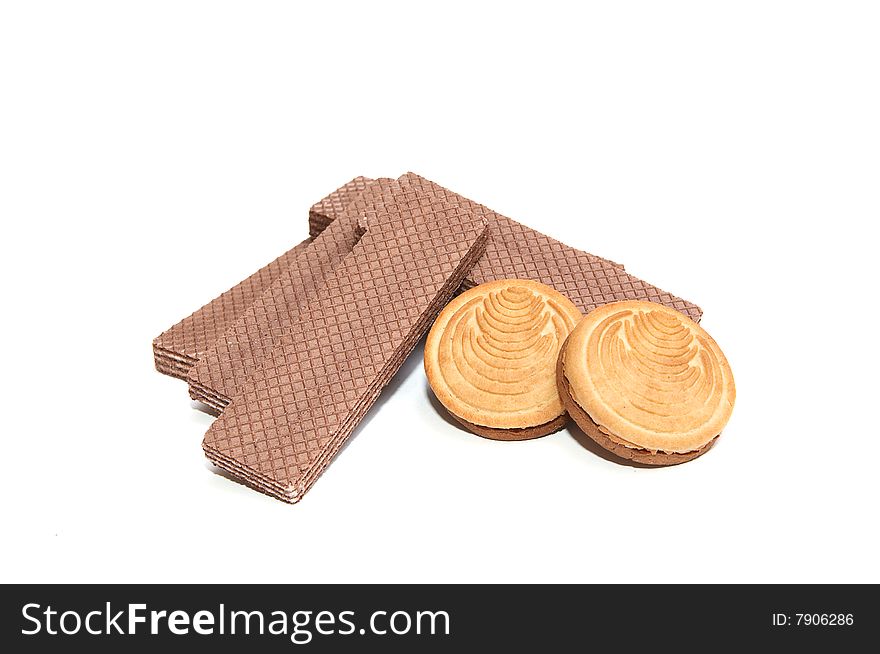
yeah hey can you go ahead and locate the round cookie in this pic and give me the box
[425,279,582,440]
[558,300,735,464]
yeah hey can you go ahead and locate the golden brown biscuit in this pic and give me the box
[425,279,582,440]
[558,300,735,464]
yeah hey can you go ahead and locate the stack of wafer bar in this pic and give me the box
[188,178,397,411]
[152,239,311,380]
[204,183,489,501]
[152,177,371,379]
[154,172,702,502]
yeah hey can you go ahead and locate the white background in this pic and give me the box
[1,1,878,584]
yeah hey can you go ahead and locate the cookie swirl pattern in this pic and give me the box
[563,301,735,456]
[425,280,582,435]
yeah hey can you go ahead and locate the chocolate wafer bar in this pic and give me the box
[400,173,702,321]
[188,178,395,411]
[203,184,489,502]
[153,178,373,379]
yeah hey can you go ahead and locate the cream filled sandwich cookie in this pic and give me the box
[425,279,582,440]
[558,300,735,464]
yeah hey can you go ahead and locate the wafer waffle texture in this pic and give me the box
[398,173,702,322]
[203,182,490,502]
[152,237,313,380]
[308,173,700,322]
[188,178,396,411]
[152,177,374,378]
